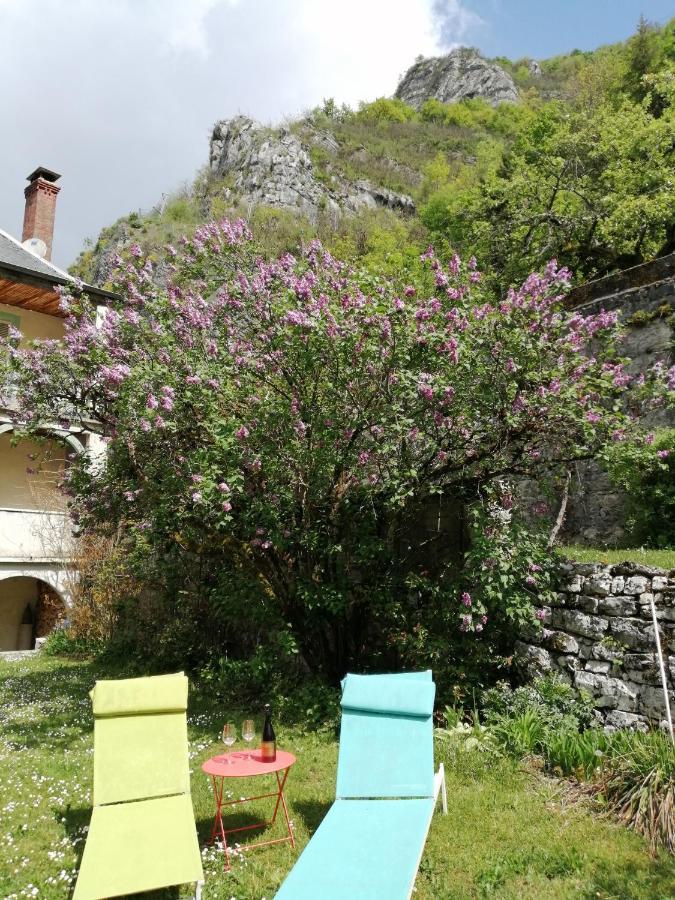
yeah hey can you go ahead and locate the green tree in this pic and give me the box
[626,14,659,101]
[450,90,675,288]
[3,225,665,679]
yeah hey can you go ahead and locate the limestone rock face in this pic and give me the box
[395,47,518,109]
[210,117,332,215]
[209,116,415,221]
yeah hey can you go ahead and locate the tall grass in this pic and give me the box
[597,731,675,854]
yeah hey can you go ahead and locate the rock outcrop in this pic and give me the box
[395,47,518,108]
[209,116,415,221]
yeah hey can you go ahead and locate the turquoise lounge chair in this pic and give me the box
[73,673,204,899]
[275,670,447,899]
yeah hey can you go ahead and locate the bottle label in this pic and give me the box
[260,740,276,761]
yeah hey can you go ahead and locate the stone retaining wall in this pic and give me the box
[516,562,675,730]
[553,255,674,545]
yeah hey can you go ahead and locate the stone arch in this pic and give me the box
[0,422,86,455]
[0,575,67,651]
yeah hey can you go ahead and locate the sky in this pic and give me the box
[0,0,672,269]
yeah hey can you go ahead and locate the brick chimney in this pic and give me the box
[22,166,61,261]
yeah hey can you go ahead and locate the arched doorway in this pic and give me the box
[0,576,66,651]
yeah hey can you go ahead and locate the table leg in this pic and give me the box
[272,767,295,848]
[207,766,295,869]
[209,774,231,870]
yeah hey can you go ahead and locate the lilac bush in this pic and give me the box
[1,221,670,678]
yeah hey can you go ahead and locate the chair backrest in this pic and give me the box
[91,672,191,807]
[335,671,435,800]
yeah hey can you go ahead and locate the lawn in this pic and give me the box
[561,546,675,569]
[1,656,674,899]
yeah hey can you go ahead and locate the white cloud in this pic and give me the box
[432,0,483,48]
[0,0,479,266]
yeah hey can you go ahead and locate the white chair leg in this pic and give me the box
[433,763,448,814]
[195,879,204,900]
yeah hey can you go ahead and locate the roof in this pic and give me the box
[0,227,117,314]
[0,227,74,281]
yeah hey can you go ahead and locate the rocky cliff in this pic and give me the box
[395,47,519,108]
[209,116,415,222]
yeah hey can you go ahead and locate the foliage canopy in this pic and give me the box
[4,223,670,679]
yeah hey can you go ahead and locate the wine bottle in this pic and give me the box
[260,703,276,762]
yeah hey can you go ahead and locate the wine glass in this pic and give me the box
[222,722,236,753]
[242,719,255,757]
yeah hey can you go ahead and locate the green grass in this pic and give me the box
[561,545,675,569]
[1,656,674,899]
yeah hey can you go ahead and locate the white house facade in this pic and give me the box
[0,168,113,651]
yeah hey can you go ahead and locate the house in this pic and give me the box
[0,168,113,652]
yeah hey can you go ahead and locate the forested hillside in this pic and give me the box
[73,16,675,291]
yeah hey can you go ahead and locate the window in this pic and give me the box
[0,311,20,339]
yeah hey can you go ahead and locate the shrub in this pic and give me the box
[483,675,596,735]
[462,507,560,639]
[597,730,675,854]
[43,628,94,658]
[483,676,675,853]
[604,427,675,547]
[3,222,668,680]
[356,97,416,124]
[65,532,133,644]
[199,653,340,732]
[419,98,494,130]
[435,716,502,757]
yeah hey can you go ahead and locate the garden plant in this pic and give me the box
[1,222,672,690]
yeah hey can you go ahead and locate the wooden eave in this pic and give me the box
[0,263,118,318]
[0,275,64,316]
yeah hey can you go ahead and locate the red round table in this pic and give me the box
[201,750,296,869]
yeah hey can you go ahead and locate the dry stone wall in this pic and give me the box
[516,562,675,730]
